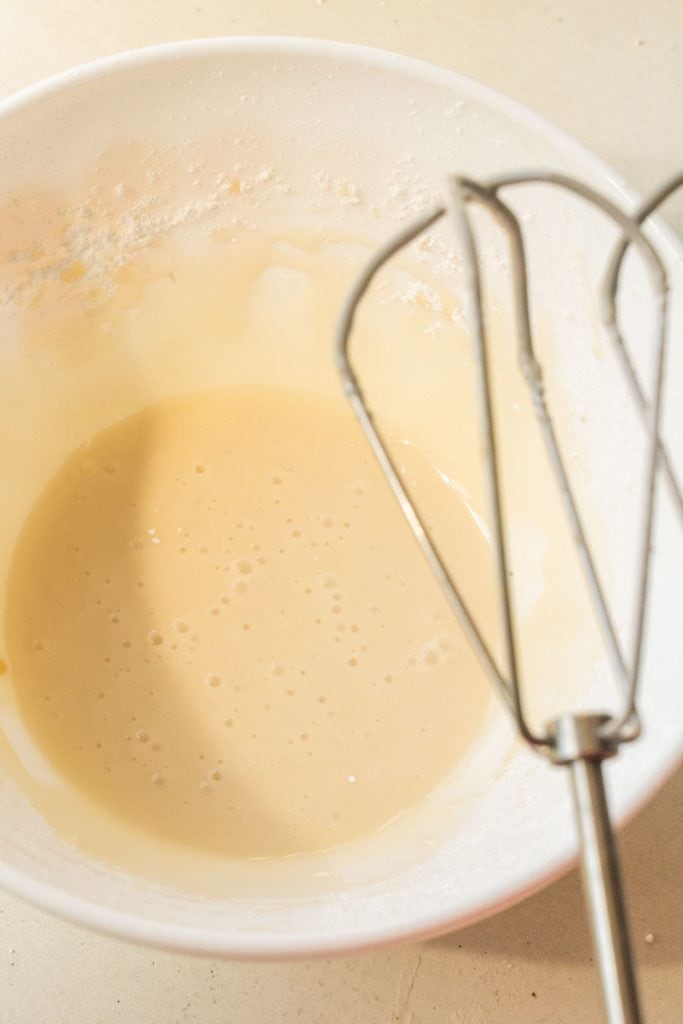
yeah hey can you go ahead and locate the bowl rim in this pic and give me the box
[1,34,682,959]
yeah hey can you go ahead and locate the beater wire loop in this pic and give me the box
[336,170,676,749]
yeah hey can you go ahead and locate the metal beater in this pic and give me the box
[336,170,683,1024]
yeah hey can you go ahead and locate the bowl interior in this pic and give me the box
[0,39,681,956]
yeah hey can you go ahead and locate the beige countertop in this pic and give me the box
[0,2,681,1021]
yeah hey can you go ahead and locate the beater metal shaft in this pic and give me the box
[550,713,641,1024]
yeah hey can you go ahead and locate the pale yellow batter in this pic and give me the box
[5,387,491,859]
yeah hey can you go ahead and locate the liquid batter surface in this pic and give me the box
[5,388,491,859]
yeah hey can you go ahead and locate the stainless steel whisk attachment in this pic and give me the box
[336,170,683,1024]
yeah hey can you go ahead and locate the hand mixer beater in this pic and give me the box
[336,171,683,1024]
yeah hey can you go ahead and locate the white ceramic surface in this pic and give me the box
[0,37,681,959]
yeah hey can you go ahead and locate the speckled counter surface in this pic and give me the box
[0,3,681,1021]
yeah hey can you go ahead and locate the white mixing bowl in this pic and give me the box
[0,37,681,958]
